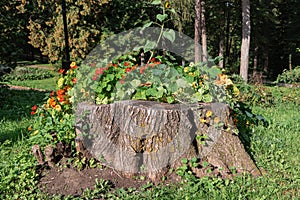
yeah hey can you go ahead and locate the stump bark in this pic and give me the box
[75,100,261,180]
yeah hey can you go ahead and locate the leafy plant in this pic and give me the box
[275,66,300,84]
[1,67,55,82]
[176,157,199,182]
[30,62,78,146]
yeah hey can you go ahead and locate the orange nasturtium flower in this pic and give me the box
[57,89,65,96]
[124,62,130,66]
[48,97,57,108]
[125,67,132,73]
[58,69,65,74]
[72,78,78,84]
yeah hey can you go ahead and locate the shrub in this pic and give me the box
[275,66,300,84]
[1,67,55,82]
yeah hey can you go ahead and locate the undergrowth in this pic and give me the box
[0,83,299,199]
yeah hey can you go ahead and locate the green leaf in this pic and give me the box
[167,96,175,104]
[106,74,114,81]
[157,86,164,98]
[181,158,188,164]
[144,40,156,52]
[207,66,221,78]
[168,83,178,93]
[151,0,161,5]
[143,22,153,28]
[152,69,163,76]
[146,88,157,96]
[202,94,213,102]
[156,14,168,22]
[133,90,147,100]
[163,29,175,43]
[176,78,188,88]
[106,84,112,92]
[130,79,141,88]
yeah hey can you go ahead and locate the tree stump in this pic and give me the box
[75,100,261,181]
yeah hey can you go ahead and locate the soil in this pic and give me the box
[38,158,181,197]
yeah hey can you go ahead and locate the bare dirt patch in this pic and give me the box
[38,158,180,197]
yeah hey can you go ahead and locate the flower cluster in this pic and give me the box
[29,62,78,144]
[92,57,162,104]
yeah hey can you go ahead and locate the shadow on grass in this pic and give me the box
[0,85,49,142]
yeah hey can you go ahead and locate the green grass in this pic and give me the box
[0,86,299,199]
[1,64,58,91]
[6,77,58,91]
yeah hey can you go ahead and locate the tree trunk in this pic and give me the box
[195,0,201,63]
[219,38,225,68]
[75,100,261,181]
[240,0,251,82]
[200,0,208,62]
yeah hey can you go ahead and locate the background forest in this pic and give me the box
[0,0,299,81]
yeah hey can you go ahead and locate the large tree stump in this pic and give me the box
[75,100,261,180]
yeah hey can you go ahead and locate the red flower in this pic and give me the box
[150,58,156,62]
[31,111,35,115]
[50,91,55,97]
[124,62,130,66]
[58,96,64,102]
[58,69,65,74]
[92,75,98,81]
[57,89,65,96]
[95,67,107,75]
[119,80,125,84]
[125,67,132,73]
[149,63,155,68]
[72,78,78,84]
[132,64,138,70]
[140,66,146,74]
[31,105,38,111]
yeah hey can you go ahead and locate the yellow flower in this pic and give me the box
[214,117,220,124]
[70,61,76,68]
[165,1,171,9]
[200,118,206,123]
[189,62,194,67]
[203,74,209,80]
[184,67,189,73]
[233,85,240,96]
[192,82,197,88]
[206,110,212,118]
[188,72,194,76]
[55,104,62,112]
[57,77,64,88]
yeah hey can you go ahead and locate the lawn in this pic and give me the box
[0,80,299,199]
